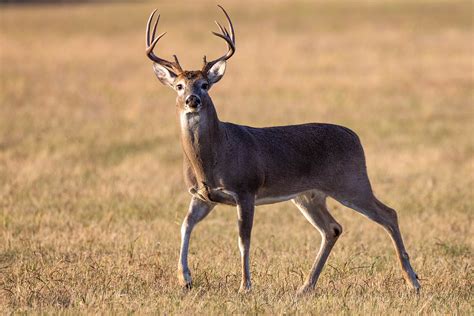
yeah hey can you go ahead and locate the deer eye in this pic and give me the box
[201,83,209,90]
[176,84,184,91]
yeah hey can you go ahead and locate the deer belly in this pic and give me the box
[255,193,302,205]
[189,186,306,206]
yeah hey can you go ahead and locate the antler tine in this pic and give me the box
[151,13,159,45]
[213,21,232,52]
[211,32,235,54]
[202,6,236,72]
[218,5,235,43]
[146,9,157,46]
[214,20,227,37]
[173,55,183,73]
[145,9,183,74]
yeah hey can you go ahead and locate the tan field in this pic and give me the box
[0,0,473,313]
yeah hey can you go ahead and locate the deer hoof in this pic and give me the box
[413,282,421,295]
[238,284,252,294]
[405,270,421,293]
[178,270,192,289]
[296,285,313,297]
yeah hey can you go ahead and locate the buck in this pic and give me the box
[145,6,420,295]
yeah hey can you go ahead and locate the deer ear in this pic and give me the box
[153,63,177,87]
[207,60,226,84]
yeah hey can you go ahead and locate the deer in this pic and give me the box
[145,6,420,295]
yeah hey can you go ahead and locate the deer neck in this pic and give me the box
[178,99,222,190]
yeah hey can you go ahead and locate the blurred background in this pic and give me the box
[0,0,472,313]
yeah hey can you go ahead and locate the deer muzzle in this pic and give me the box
[185,95,201,109]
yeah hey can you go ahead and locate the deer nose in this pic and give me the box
[185,95,201,108]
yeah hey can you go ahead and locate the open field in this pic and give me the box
[1,0,473,313]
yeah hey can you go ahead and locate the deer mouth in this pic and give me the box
[184,105,200,114]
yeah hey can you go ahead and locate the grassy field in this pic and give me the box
[1,0,473,313]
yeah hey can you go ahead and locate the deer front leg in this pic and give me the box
[236,194,255,293]
[178,197,215,289]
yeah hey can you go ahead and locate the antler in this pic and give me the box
[146,9,183,74]
[202,5,236,73]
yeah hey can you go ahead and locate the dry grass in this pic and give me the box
[0,0,473,313]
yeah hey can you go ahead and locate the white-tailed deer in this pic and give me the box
[145,6,420,294]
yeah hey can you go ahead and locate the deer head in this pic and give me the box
[145,5,235,114]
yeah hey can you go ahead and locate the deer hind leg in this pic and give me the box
[178,197,215,289]
[292,190,343,295]
[338,193,421,292]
